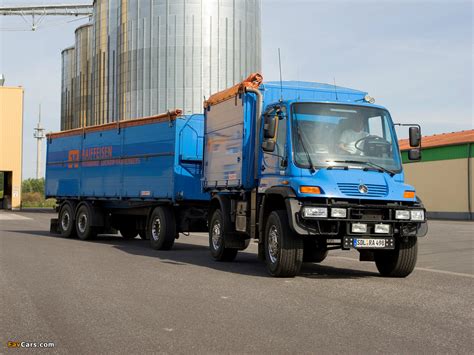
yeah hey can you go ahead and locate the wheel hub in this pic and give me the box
[61,211,70,231]
[211,221,222,250]
[268,225,279,264]
[78,213,87,234]
[152,218,162,241]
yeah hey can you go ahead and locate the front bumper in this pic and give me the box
[287,198,428,238]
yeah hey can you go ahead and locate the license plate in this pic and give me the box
[353,238,386,249]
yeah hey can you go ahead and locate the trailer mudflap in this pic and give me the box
[50,218,60,234]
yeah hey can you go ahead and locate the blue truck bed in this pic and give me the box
[46,112,208,202]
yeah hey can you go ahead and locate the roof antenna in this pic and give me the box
[278,48,284,103]
[333,77,339,101]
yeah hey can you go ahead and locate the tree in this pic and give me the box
[22,178,45,195]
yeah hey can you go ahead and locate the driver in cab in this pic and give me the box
[338,117,369,154]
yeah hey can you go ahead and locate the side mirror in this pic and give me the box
[408,148,421,161]
[409,126,421,147]
[262,140,276,152]
[263,114,278,139]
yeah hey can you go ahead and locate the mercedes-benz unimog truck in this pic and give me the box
[46,74,427,277]
[202,75,427,277]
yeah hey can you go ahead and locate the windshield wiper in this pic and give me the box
[328,160,396,176]
[296,124,315,173]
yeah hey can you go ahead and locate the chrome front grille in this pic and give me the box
[337,183,388,197]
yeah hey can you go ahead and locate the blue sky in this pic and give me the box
[0,0,472,179]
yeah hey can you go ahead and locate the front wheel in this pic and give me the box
[374,237,418,277]
[303,240,328,263]
[209,209,238,261]
[264,210,303,277]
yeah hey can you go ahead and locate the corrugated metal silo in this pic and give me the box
[91,0,108,126]
[120,0,262,118]
[85,0,261,127]
[60,46,76,130]
[74,24,93,128]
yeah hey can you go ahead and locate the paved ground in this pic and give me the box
[0,210,473,354]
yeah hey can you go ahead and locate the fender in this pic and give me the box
[258,186,307,237]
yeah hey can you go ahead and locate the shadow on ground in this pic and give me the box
[9,230,379,279]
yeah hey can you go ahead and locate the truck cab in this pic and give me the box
[204,79,427,277]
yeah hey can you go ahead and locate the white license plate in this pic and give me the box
[353,238,386,249]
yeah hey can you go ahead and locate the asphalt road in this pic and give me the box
[1,210,473,354]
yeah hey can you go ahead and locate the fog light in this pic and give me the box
[411,210,425,221]
[395,210,410,220]
[352,223,367,233]
[374,224,391,234]
[331,208,347,218]
[302,207,328,218]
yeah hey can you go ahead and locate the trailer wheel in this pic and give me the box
[209,209,238,261]
[374,237,418,277]
[75,204,97,241]
[148,207,176,250]
[58,203,76,238]
[120,227,138,239]
[303,240,328,263]
[264,210,303,277]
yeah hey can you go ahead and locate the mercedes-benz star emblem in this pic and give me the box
[358,184,369,194]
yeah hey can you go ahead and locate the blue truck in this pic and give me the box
[46,77,427,277]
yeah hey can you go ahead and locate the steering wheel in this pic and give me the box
[355,135,392,156]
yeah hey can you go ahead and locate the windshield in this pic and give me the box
[291,103,402,172]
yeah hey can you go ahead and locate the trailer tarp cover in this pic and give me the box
[204,73,263,108]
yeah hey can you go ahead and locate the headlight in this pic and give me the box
[410,210,425,221]
[374,224,391,234]
[352,223,367,233]
[302,207,327,218]
[331,208,347,218]
[395,210,410,220]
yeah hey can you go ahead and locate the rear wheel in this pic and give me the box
[75,204,97,241]
[120,226,138,239]
[209,209,238,261]
[264,210,303,277]
[374,237,418,277]
[58,203,76,238]
[303,240,328,263]
[148,206,176,250]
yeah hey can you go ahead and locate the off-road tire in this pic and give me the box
[375,237,418,277]
[264,210,303,277]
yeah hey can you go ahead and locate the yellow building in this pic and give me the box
[0,85,24,210]
[400,130,474,220]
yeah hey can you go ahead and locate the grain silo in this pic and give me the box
[116,0,262,119]
[62,0,262,130]
[60,46,75,130]
[74,24,93,128]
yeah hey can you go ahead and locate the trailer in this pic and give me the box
[46,110,209,249]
